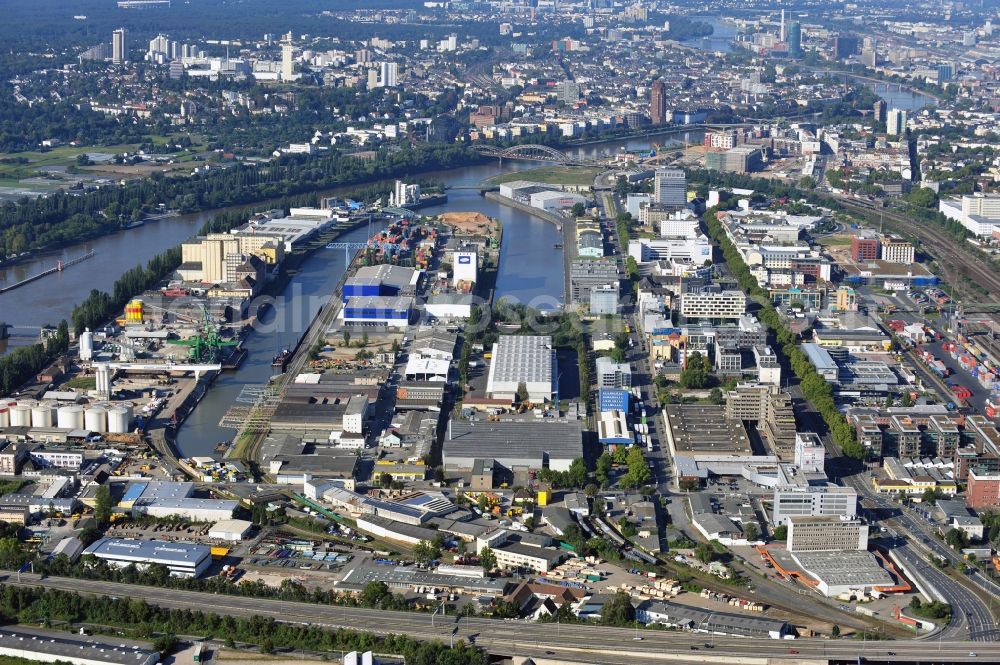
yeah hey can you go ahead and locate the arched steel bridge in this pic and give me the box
[473,143,597,165]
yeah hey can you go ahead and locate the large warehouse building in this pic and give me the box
[485,335,557,403]
[0,630,159,665]
[83,538,212,578]
[444,420,583,472]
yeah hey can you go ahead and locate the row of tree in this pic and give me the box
[0,584,487,665]
[703,205,865,459]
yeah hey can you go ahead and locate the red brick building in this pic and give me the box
[967,470,1000,509]
[851,234,880,262]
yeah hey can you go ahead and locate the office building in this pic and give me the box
[833,34,858,60]
[937,63,953,82]
[112,28,127,64]
[653,169,686,207]
[788,22,802,58]
[887,109,907,137]
[486,335,556,403]
[967,470,1000,509]
[596,357,632,389]
[794,432,825,474]
[83,538,212,578]
[680,290,747,320]
[649,79,667,125]
[851,232,880,261]
[772,486,858,525]
[569,258,619,304]
[787,516,868,552]
[589,284,618,315]
[705,146,765,174]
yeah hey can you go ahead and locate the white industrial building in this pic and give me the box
[530,190,587,213]
[939,194,1000,238]
[83,538,212,578]
[209,519,253,541]
[0,630,159,665]
[130,498,238,522]
[451,251,477,286]
[444,420,583,473]
[486,335,556,402]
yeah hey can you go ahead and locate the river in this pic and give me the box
[0,128,704,456]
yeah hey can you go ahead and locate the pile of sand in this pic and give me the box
[437,211,496,233]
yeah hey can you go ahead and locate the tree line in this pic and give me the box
[0,584,487,665]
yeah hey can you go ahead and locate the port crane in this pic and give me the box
[137,301,239,363]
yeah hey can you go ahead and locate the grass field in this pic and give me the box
[0,134,207,180]
[485,165,601,187]
[819,235,853,247]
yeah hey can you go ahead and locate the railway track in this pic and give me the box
[837,197,1000,301]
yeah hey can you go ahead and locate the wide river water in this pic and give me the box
[0,128,706,455]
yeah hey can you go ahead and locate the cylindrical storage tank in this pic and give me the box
[10,404,31,427]
[0,408,8,428]
[85,406,107,433]
[120,402,135,422]
[108,407,130,434]
[57,405,85,430]
[31,403,54,428]
[125,299,144,324]
[80,329,94,361]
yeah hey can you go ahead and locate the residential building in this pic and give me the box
[649,79,667,125]
[786,515,868,552]
[887,109,907,137]
[112,28,127,64]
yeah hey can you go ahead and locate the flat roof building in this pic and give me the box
[0,629,158,665]
[486,335,556,403]
[787,515,868,552]
[772,486,857,525]
[444,420,583,473]
[83,538,212,578]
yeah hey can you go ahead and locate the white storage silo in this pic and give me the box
[80,329,94,362]
[31,403,55,428]
[10,403,32,427]
[57,405,85,430]
[85,406,107,433]
[108,407,130,434]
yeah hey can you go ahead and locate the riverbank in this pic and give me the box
[484,191,575,308]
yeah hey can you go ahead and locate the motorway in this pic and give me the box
[7,573,1000,663]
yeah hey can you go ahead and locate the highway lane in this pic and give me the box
[6,574,1000,663]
